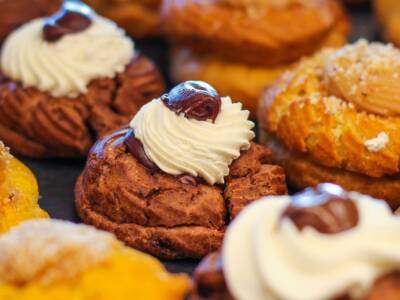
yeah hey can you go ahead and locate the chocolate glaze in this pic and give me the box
[281,183,359,234]
[124,129,159,173]
[43,2,92,42]
[161,81,221,122]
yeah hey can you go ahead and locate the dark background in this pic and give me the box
[20,3,378,275]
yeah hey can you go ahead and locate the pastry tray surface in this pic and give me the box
[20,5,378,275]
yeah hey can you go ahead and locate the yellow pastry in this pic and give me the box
[0,219,189,300]
[260,39,400,209]
[0,142,47,233]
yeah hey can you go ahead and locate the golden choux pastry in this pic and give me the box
[163,0,350,116]
[375,0,400,47]
[0,219,189,300]
[0,142,48,233]
[260,39,400,209]
[84,0,162,38]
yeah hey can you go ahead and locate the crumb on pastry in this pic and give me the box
[364,132,389,153]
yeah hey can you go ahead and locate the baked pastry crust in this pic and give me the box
[0,220,189,299]
[264,137,400,210]
[260,47,400,179]
[170,48,292,117]
[0,143,48,233]
[162,0,350,67]
[166,0,349,116]
[84,0,162,38]
[0,0,61,41]
[75,128,287,259]
[0,54,165,158]
[375,0,400,47]
[191,252,400,300]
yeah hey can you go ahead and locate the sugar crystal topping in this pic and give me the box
[324,39,400,116]
[0,220,116,286]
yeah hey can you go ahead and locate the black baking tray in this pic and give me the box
[20,4,379,275]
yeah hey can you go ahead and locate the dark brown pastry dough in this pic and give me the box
[0,54,165,158]
[192,252,233,300]
[75,128,287,259]
[0,0,62,41]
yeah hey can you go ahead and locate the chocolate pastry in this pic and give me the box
[75,130,287,259]
[0,0,61,41]
[0,3,165,158]
[192,184,400,300]
[192,253,400,300]
[75,81,287,259]
[0,55,164,158]
[192,252,233,300]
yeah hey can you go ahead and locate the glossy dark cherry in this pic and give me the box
[161,81,222,122]
[43,2,92,42]
[281,183,359,234]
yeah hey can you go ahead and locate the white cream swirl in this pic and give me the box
[1,13,134,98]
[223,194,400,300]
[130,97,255,185]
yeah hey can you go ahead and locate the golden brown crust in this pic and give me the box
[262,136,400,210]
[169,19,348,117]
[375,0,400,47]
[162,0,350,67]
[84,0,162,38]
[75,128,287,259]
[260,44,400,179]
[0,0,61,41]
[170,48,292,117]
[0,54,165,158]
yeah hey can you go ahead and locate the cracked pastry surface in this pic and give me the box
[163,0,349,116]
[260,40,400,208]
[192,185,400,300]
[76,81,287,259]
[76,130,287,259]
[84,0,162,38]
[0,3,165,158]
[0,142,48,233]
[0,219,189,300]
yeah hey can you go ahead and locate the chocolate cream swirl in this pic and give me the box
[223,184,400,300]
